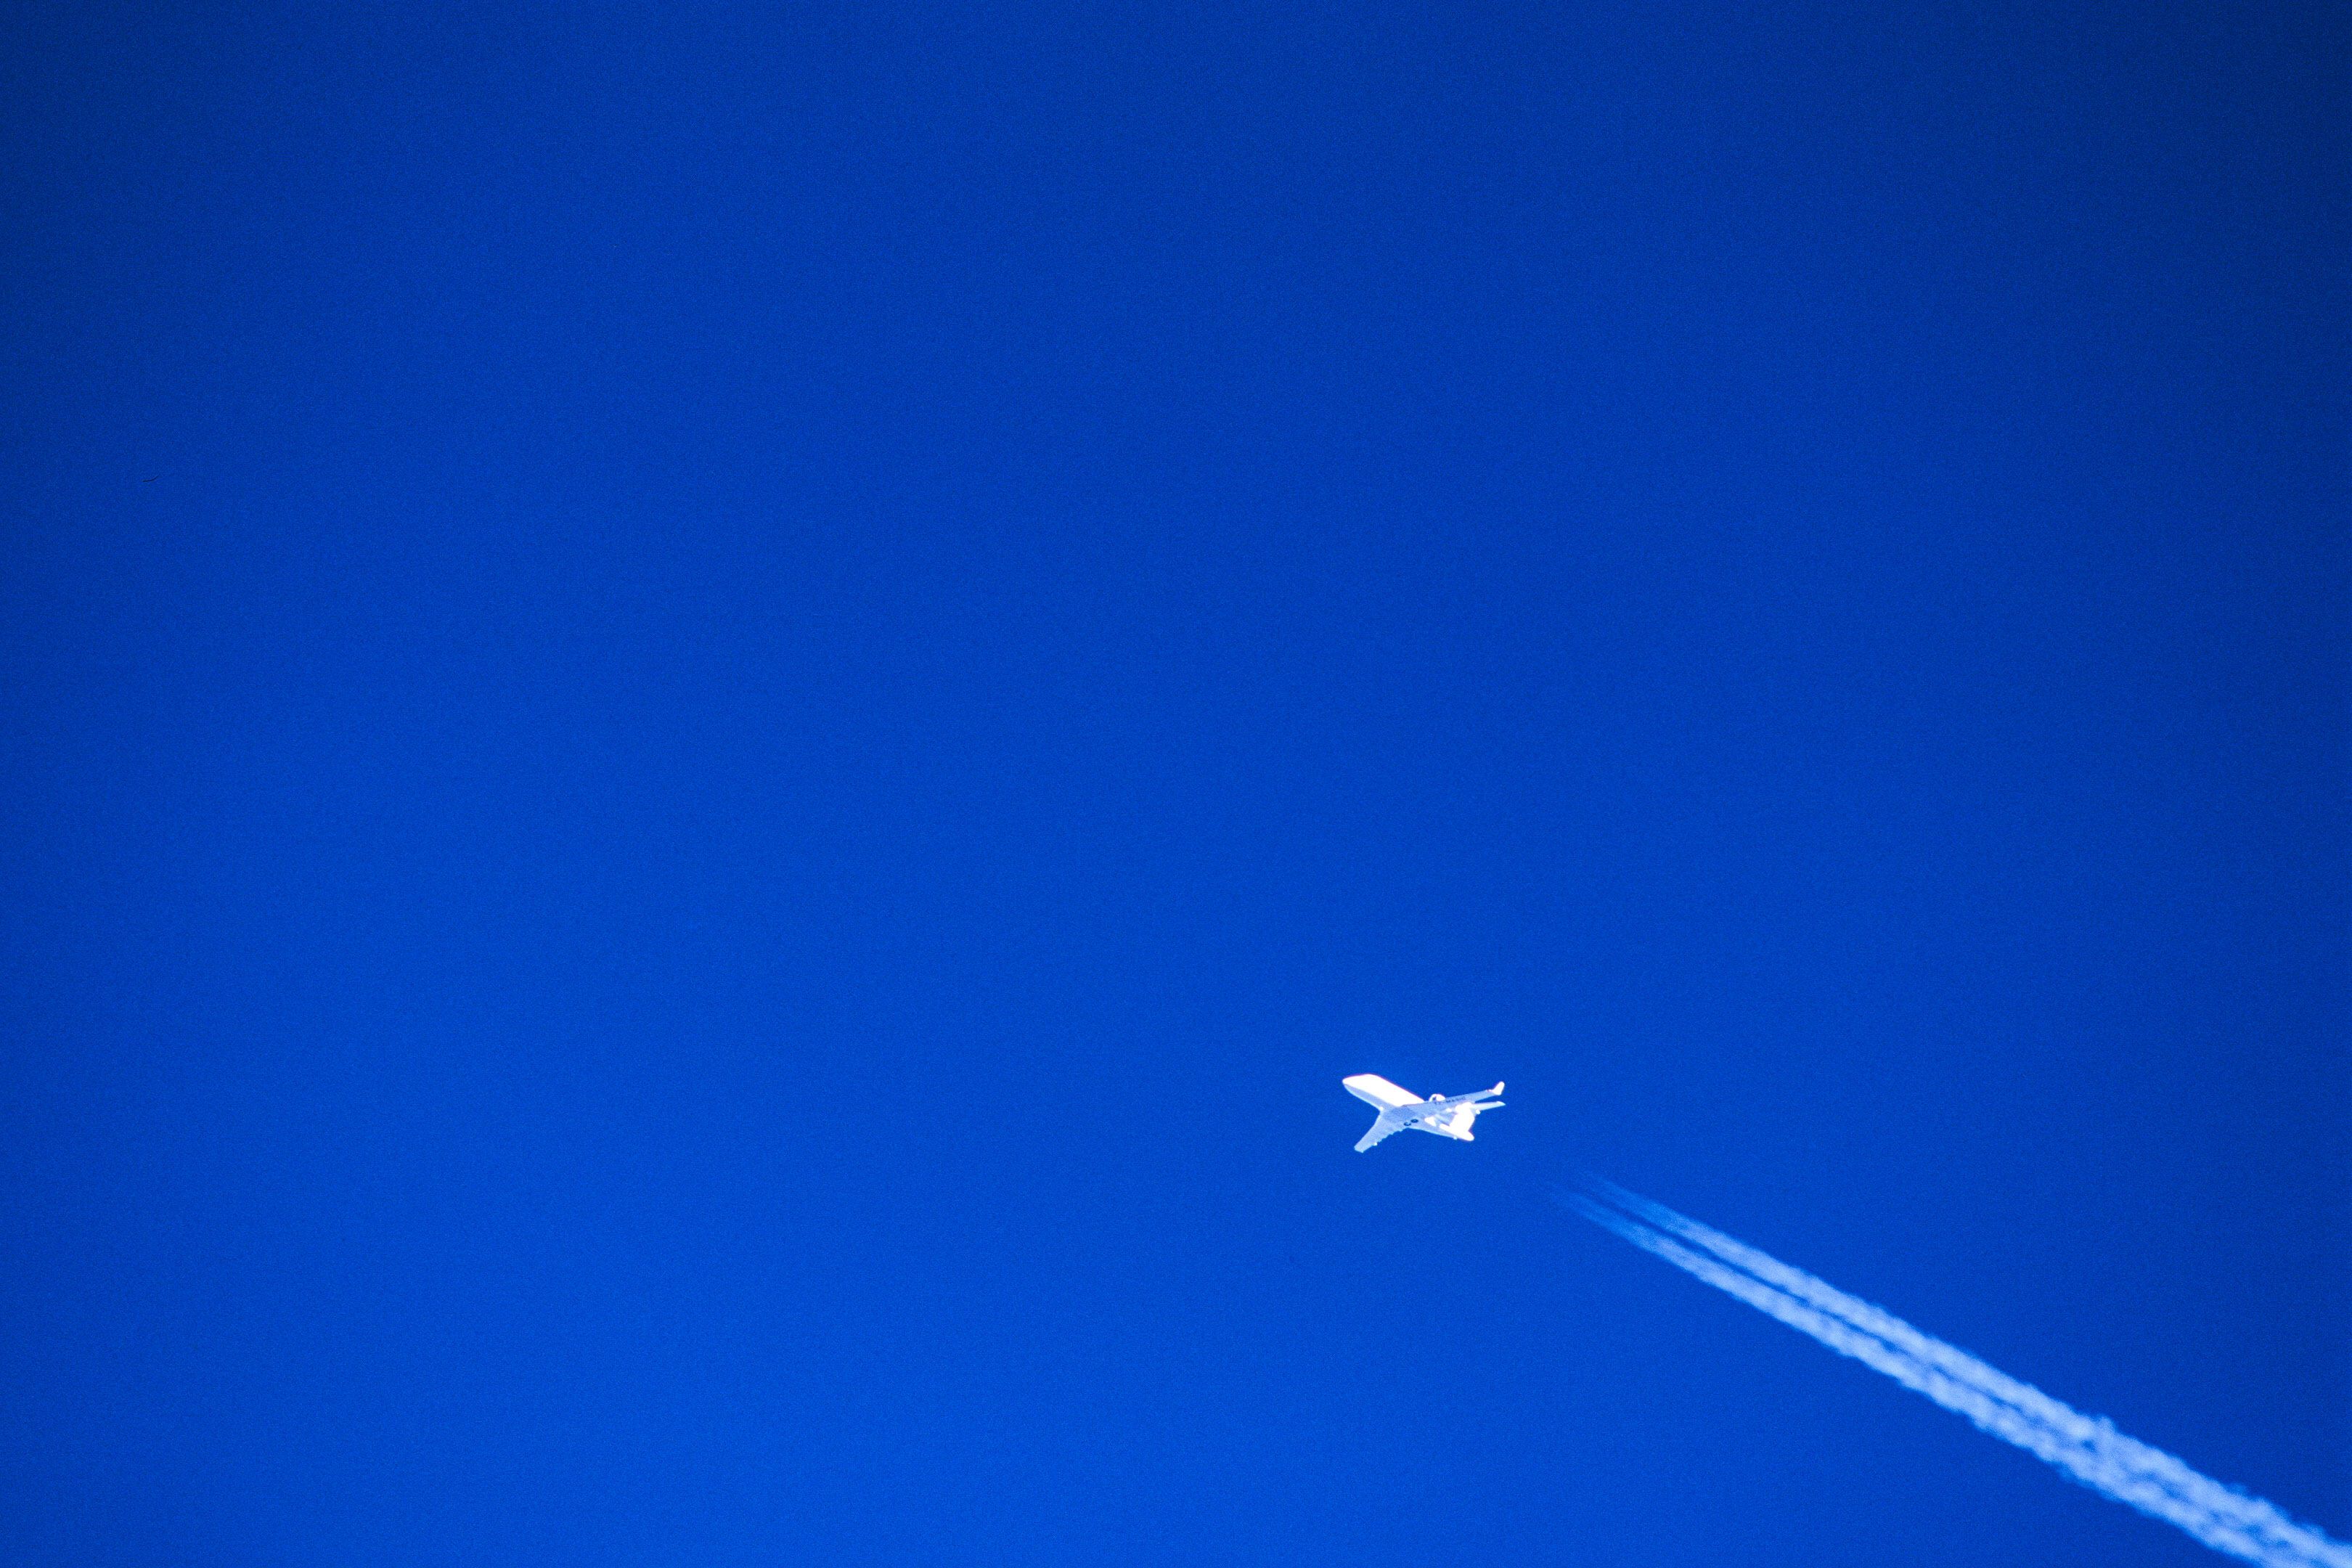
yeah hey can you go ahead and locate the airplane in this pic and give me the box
[1343,1074,1505,1151]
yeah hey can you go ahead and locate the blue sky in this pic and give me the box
[2,4,2344,1564]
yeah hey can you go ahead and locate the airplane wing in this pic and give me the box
[1354,1115,1405,1152]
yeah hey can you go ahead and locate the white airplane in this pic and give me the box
[1343,1074,1505,1152]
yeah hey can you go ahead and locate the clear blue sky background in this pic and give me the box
[2,4,2345,1564]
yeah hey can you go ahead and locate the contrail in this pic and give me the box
[1568,1182,2350,1568]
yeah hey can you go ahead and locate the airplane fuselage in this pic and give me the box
[1395,1092,1496,1132]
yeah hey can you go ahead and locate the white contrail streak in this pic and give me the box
[1569,1183,2350,1568]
